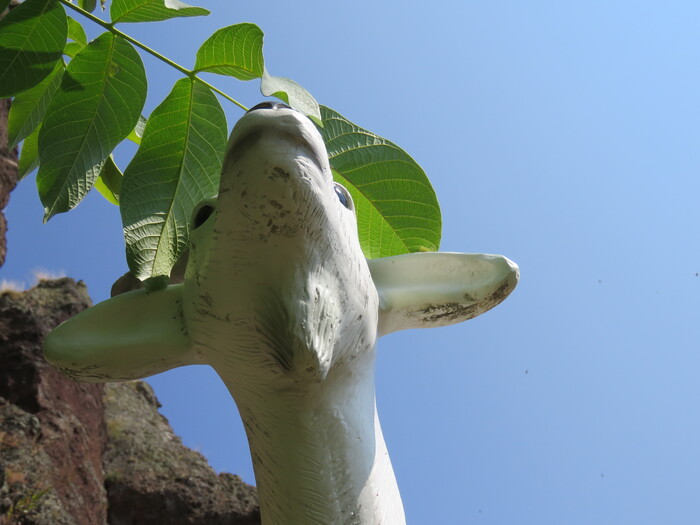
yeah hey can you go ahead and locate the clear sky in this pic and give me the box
[4,1,700,523]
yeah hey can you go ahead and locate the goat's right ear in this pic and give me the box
[43,284,197,382]
[368,252,519,337]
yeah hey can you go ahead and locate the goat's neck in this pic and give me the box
[217,351,405,525]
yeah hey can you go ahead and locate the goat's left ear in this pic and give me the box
[368,252,519,337]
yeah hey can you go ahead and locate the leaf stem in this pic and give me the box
[194,78,247,110]
[56,0,248,111]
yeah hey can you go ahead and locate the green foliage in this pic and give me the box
[7,59,64,149]
[64,15,87,56]
[94,155,123,205]
[18,125,39,179]
[126,114,147,144]
[66,15,86,44]
[193,23,321,124]
[194,23,263,80]
[3,0,442,281]
[0,0,66,97]
[319,106,441,258]
[122,77,227,280]
[110,0,209,24]
[261,68,321,127]
[37,31,147,221]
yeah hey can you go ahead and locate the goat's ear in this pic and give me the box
[368,252,519,337]
[44,284,197,382]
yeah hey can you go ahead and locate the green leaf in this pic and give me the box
[63,41,83,58]
[261,67,321,124]
[111,0,209,24]
[126,114,147,144]
[0,0,67,98]
[94,173,117,205]
[78,0,97,13]
[192,23,320,121]
[94,155,123,205]
[121,78,227,280]
[318,106,441,259]
[193,23,263,80]
[37,32,147,221]
[8,59,64,149]
[66,16,87,45]
[63,17,88,58]
[18,126,40,180]
[0,0,11,13]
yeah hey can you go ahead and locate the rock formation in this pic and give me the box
[0,279,260,524]
[104,378,259,525]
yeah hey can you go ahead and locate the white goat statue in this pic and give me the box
[44,102,519,525]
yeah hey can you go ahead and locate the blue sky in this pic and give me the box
[4,1,700,523]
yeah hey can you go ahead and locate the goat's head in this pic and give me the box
[183,102,378,388]
[43,103,518,389]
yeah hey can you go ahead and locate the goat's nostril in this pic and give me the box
[246,101,292,113]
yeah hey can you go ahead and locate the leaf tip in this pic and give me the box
[309,114,323,128]
[42,207,54,224]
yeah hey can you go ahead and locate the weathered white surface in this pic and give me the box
[44,104,519,525]
[370,252,519,336]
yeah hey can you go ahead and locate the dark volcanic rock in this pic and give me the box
[0,279,260,524]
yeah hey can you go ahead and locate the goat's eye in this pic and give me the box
[334,183,352,210]
[192,202,215,229]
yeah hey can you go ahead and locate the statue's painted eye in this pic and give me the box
[334,183,353,210]
[192,201,215,229]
